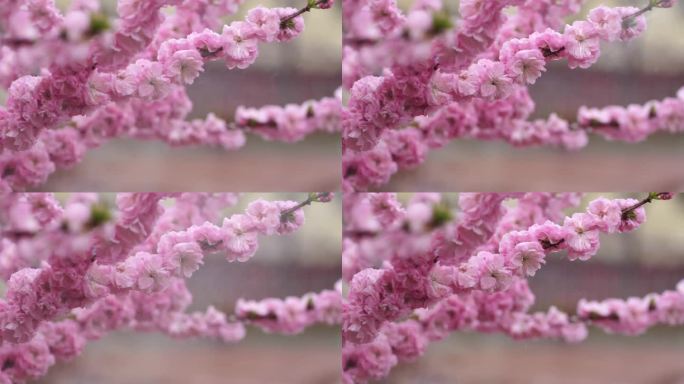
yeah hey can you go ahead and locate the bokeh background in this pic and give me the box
[34,193,342,384]
[381,0,684,191]
[380,193,684,384]
[36,0,342,191]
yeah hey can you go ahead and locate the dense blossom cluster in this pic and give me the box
[0,0,339,191]
[342,0,682,190]
[0,192,341,383]
[341,192,683,383]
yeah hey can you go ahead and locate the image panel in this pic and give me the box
[342,0,684,191]
[0,193,341,384]
[342,192,684,383]
[0,0,341,192]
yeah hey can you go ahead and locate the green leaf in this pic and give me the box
[88,13,110,37]
[86,203,112,230]
[430,12,453,36]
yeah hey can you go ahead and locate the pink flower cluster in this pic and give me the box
[235,286,342,334]
[342,0,680,191]
[0,192,339,383]
[342,192,681,383]
[577,280,684,335]
[578,87,684,142]
[0,0,339,191]
[235,90,343,142]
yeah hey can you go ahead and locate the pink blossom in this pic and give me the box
[189,29,224,55]
[246,199,281,234]
[455,69,479,96]
[275,8,305,41]
[7,200,40,233]
[134,252,171,292]
[509,241,545,277]
[343,76,385,151]
[63,11,90,41]
[405,10,432,40]
[617,7,647,41]
[615,198,646,232]
[530,29,566,58]
[459,0,486,19]
[427,71,456,105]
[84,263,113,298]
[427,264,455,299]
[0,193,333,382]
[167,241,204,278]
[587,6,623,41]
[344,335,398,382]
[384,128,426,169]
[164,50,204,84]
[474,251,512,291]
[587,197,622,233]
[130,59,171,100]
[561,322,588,342]
[114,259,138,289]
[472,59,513,99]
[221,214,259,261]
[221,22,259,69]
[316,0,335,9]
[506,49,546,85]
[457,263,478,288]
[113,71,137,96]
[384,321,427,362]
[563,21,600,68]
[85,72,113,105]
[62,201,91,233]
[43,321,87,361]
[342,194,680,381]
[246,7,281,42]
[563,213,600,260]
[368,193,404,226]
[655,0,676,7]
[353,142,398,187]
[275,200,306,234]
[369,0,404,33]
[405,200,433,232]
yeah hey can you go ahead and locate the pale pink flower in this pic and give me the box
[221,22,259,69]
[84,263,112,298]
[135,252,171,292]
[246,7,280,42]
[509,241,545,277]
[472,59,512,99]
[588,6,622,41]
[587,198,622,233]
[507,49,546,85]
[427,264,455,299]
[564,21,600,67]
[222,215,259,261]
[563,213,600,260]
[246,199,281,235]
[169,242,203,278]
[166,50,204,85]
[456,70,478,96]
[474,251,512,291]
[130,59,171,99]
